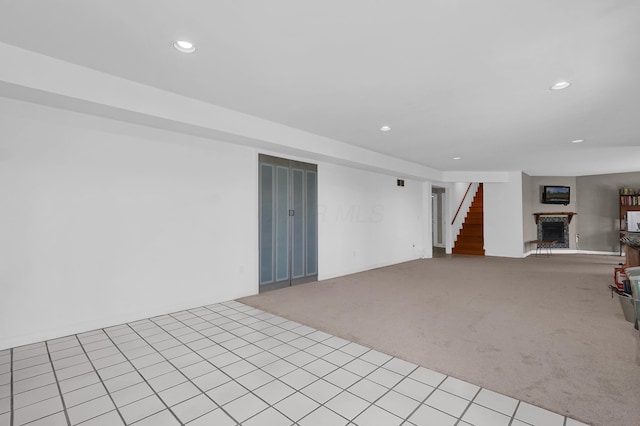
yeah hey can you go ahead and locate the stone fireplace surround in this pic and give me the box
[537,216,569,248]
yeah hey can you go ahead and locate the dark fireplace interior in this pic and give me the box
[537,218,569,248]
[541,222,565,241]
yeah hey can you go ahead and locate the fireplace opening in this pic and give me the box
[541,222,565,241]
[537,217,569,248]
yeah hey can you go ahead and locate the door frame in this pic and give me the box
[432,186,446,248]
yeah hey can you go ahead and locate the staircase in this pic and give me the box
[452,183,485,256]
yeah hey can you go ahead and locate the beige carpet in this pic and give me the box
[239,254,640,426]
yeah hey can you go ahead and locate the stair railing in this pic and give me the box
[451,182,479,244]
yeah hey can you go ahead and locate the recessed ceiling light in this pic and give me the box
[571,139,584,144]
[380,125,391,132]
[173,40,196,53]
[550,81,571,90]
[453,157,461,160]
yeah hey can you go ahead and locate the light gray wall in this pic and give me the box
[521,173,535,252]
[576,172,640,252]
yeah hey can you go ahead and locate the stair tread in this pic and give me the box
[452,250,485,255]
[453,183,484,256]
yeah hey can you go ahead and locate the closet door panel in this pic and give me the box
[305,170,318,276]
[291,168,305,279]
[259,164,275,285]
[275,165,290,283]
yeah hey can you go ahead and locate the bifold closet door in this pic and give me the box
[259,155,317,290]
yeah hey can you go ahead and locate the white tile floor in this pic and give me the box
[0,301,589,425]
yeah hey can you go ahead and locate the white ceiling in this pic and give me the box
[1,0,639,176]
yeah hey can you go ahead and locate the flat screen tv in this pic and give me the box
[542,185,570,205]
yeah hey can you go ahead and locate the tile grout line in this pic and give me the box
[187,303,333,424]
[344,347,453,425]
[73,334,128,425]
[237,307,364,422]
[206,303,363,424]
[102,326,183,425]
[453,386,482,425]
[469,388,522,423]
[219,303,401,425]
[206,326,303,424]
[232,305,462,424]
[231,303,413,425]
[339,356,419,425]
[206,305,329,425]
[399,371,444,425]
[124,321,242,425]
[7,301,583,426]
[159,307,290,424]
[169,304,521,426]
[16,354,130,413]
[44,341,71,426]
[236,302,518,426]
[222,303,350,425]
[508,400,522,425]
[8,360,61,412]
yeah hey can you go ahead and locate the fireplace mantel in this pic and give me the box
[533,212,577,224]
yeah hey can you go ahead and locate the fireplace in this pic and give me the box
[541,222,564,241]
[537,217,569,248]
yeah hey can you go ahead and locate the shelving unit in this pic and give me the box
[621,196,640,206]
[619,189,640,258]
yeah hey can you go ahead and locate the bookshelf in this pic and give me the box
[620,194,640,207]
[619,188,640,257]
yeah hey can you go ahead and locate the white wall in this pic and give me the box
[0,42,441,183]
[484,172,526,257]
[0,98,431,350]
[450,182,469,212]
[318,163,424,279]
[0,98,258,349]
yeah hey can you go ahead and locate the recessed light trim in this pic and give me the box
[453,156,461,160]
[571,139,584,144]
[380,125,391,132]
[173,40,196,53]
[550,81,571,90]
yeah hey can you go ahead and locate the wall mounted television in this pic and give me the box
[542,185,570,205]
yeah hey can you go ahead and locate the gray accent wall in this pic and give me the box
[521,173,534,252]
[525,171,640,253]
[576,172,640,252]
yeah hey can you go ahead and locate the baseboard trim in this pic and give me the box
[524,249,621,257]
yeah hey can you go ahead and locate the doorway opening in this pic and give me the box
[432,187,446,257]
[259,154,318,291]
